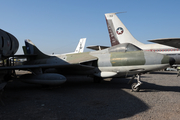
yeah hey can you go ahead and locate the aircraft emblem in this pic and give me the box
[116,27,124,35]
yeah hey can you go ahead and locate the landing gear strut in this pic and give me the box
[129,74,142,92]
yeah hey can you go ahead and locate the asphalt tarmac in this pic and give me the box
[0,71,180,120]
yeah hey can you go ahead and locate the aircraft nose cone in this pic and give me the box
[169,57,175,66]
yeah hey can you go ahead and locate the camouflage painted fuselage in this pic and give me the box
[26,43,171,78]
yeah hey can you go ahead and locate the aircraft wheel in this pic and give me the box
[131,83,140,92]
[93,76,102,83]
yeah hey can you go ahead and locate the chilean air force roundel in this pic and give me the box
[116,27,124,35]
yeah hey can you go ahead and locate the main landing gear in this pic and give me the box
[128,74,142,92]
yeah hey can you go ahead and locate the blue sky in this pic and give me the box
[1,0,180,54]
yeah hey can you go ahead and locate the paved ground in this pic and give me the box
[0,71,180,120]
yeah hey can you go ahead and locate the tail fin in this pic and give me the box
[22,46,28,55]
[24,39,50,59]
[74,38,86,53]
[105,12,144,47]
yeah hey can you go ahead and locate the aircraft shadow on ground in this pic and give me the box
[110,77,180,93]
[149,71,177,75]
[3,75,179,119]
[139,81,180,92]
[1,78,149,120]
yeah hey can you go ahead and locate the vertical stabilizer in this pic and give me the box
[24,39,50,59]
[22,46,27,55]
[105,13,144,47]
[74,38,86,53]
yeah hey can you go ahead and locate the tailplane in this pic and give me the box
[105,12,144,47]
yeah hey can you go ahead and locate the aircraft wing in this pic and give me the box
[0,63,95,71]
[87,45,109,50]
[148,38,180,49]
[0,56,98,71]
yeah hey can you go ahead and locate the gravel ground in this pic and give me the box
[0,71,180,120]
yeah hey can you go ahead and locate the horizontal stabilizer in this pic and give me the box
[149,38,180,49]
[87,45,109,50]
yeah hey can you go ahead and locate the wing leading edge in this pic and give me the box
[0,62,96,71]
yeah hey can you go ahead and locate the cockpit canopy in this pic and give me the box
[108,43,142,53]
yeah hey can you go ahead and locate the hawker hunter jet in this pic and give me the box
[0,39,175,91]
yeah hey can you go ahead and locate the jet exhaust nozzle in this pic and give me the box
[169,57,175,66]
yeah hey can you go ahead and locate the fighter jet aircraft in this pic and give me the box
[0,39,174,91]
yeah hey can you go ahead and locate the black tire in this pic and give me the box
[131,83,140,92]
